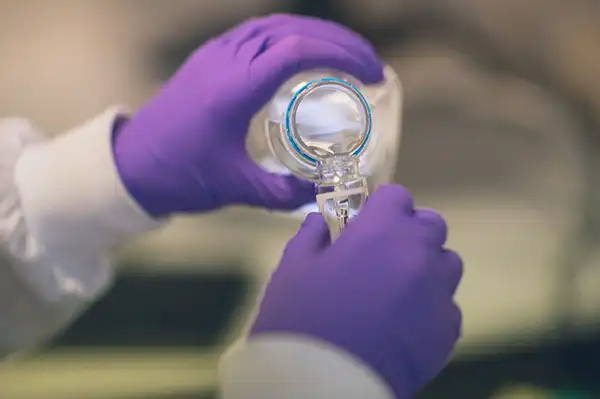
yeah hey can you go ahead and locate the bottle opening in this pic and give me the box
[285,78,372,164]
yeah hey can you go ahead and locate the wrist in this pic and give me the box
[111,116,176,218]
[220,334,396,399]
[251,317,413,398]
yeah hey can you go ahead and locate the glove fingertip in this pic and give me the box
[302,212,324,226]
[291,211,331,252]
[363,63,385,85]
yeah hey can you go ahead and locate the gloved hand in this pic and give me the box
[112,14,384,217]
[251,184,463,398]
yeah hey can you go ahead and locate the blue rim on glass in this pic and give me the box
[284,77,372,164]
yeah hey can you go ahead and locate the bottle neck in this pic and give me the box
[316,155,362,187]
[315,155,369,238]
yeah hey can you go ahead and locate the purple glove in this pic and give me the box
[251,184,463,398]
[112,14,384,217]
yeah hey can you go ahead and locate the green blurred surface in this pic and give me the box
[0,349,220,398]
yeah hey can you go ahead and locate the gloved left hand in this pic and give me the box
[112,14,384,217]
[250,185,463,397]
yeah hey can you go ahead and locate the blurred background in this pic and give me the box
[1,0,600,397]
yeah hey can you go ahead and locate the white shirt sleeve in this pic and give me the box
[0,108,163,359]
[218,335,395,399]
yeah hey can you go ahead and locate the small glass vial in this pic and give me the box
[315,155,368,238]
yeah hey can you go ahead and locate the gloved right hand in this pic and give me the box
[112,14,383,217]
[251,184,464,398]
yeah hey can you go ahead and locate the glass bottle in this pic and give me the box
[246,65,403,235]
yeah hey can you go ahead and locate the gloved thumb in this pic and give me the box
[283,213,331,258]
[243,160,316,210]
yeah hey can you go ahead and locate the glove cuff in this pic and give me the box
[14,106,164,258]
[219,334,396,399]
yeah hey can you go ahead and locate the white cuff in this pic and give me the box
[219,334,394,399]
[12,108,164,300]
[14,107,162,253]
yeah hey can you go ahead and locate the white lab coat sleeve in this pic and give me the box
[0,108,163,359]
[218,335,395,399]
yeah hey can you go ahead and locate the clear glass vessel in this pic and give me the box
[246,65,403,233]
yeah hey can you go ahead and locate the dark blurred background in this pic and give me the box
[1,0,600,397]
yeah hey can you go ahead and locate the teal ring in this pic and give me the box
[284,77,372,164]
